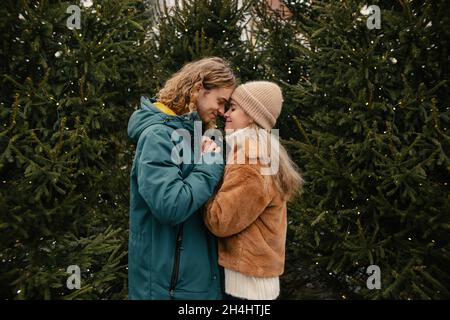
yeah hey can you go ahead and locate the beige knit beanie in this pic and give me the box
[231,81,283,130]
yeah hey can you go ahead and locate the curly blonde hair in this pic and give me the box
[156,57,236,116]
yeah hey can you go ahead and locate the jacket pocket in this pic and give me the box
[175,220,214,293]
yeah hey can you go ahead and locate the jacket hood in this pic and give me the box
[127,96,202,143]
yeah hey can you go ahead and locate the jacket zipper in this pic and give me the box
[169,224,184,299]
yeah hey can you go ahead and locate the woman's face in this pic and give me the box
[196,86,234,124]
[224,100,253,130]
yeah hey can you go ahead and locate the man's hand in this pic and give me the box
[201,136,221,154]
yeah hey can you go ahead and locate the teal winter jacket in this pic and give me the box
[127,96,224,300]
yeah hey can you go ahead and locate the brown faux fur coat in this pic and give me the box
[203,138,287,277]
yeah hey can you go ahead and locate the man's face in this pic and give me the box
[196,86,234,124]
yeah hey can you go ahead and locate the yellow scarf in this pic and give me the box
[153,101,177,116]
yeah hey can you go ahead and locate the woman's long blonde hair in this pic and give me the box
[246,123,304,201]
[157,57,236,116]
[273,136,304,201]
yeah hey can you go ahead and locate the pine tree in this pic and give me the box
[3,0,448,300]
[260,0,450,299]
[251,0,312,137]
[0,0,154,299]
[148,0,261,86]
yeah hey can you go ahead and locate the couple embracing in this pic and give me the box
[127,57,303,300]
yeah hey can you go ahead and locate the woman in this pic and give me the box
[204,81,304,300]
[127,57,235,299]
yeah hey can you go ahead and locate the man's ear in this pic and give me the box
[194,82,204,93]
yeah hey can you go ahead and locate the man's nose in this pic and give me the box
[217,106,225,116]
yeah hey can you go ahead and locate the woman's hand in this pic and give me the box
[201,136,221,154]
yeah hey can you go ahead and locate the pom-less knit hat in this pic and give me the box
[231,81,283,130]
